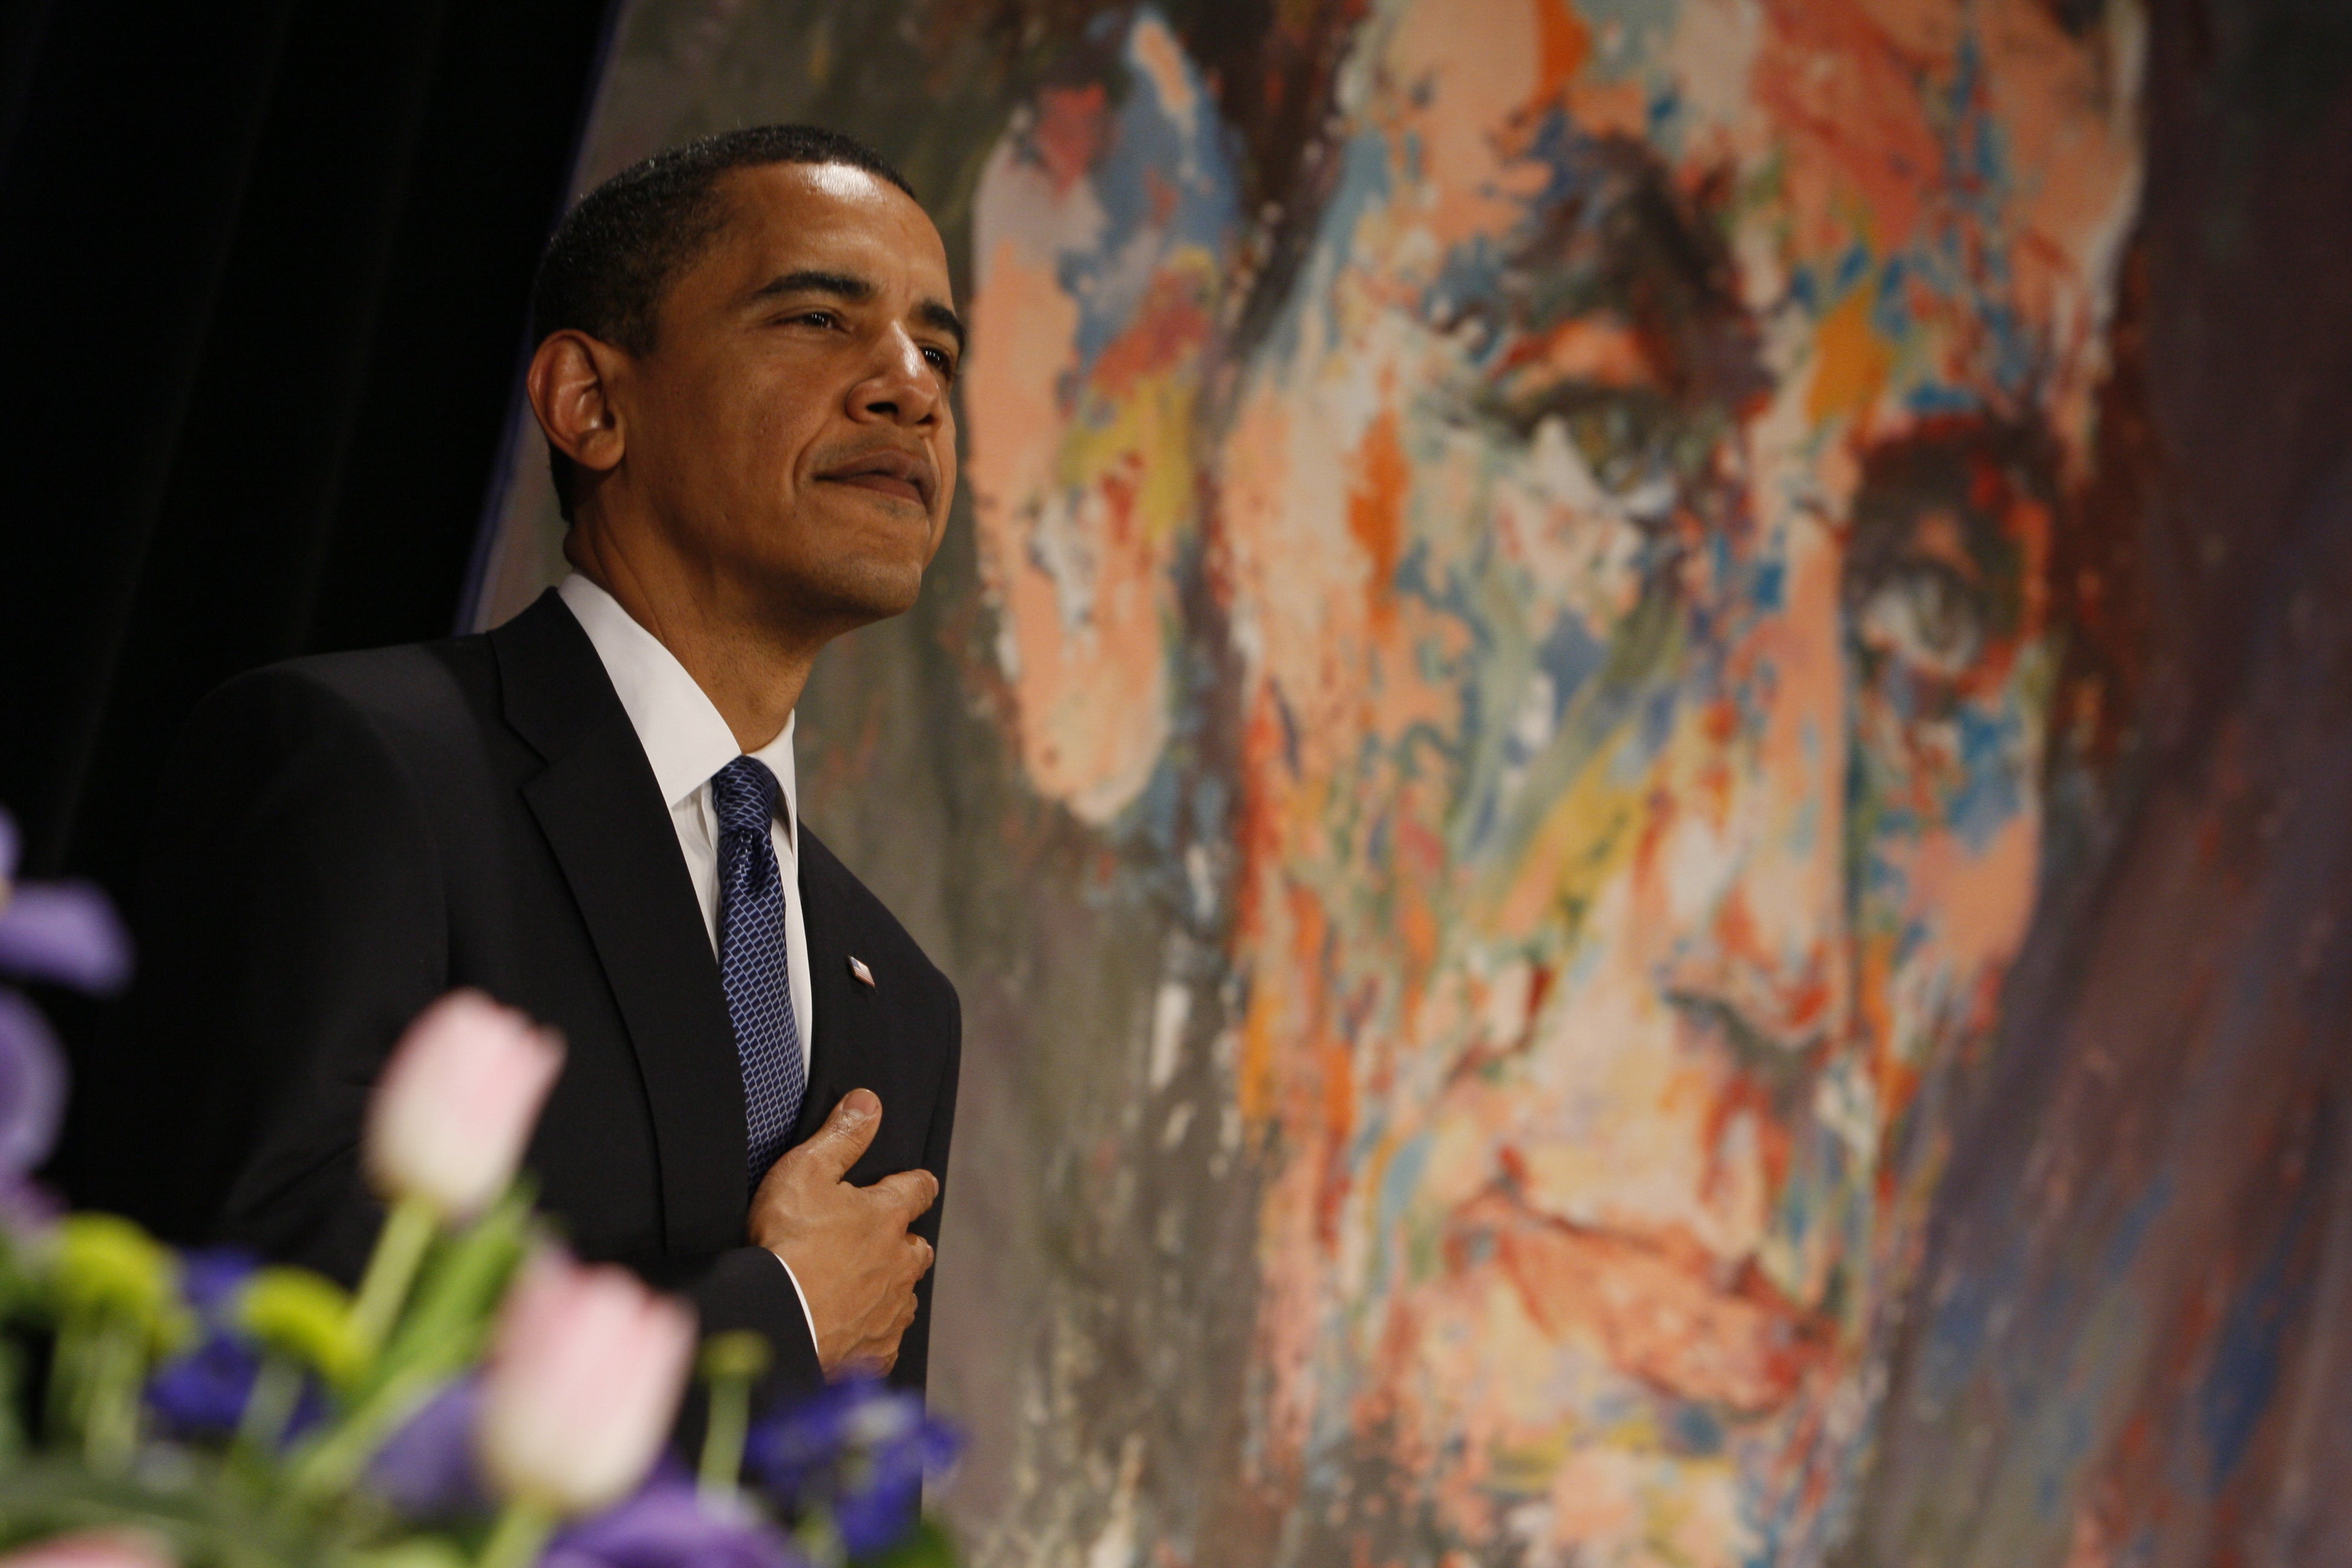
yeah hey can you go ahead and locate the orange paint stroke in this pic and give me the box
[1806,287,1894,426]
[1347,410,1410,628]
[1091,272,1213,400]
[1530,0,1591,110]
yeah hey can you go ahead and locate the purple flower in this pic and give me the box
[145,1248,323,1446]
[0,811,132,996]
[145,1324,264,1439]
[0,990,65,1179]
[180,1248,259,1316]
[366,1374,491,1519]
[545,1462,804,1568]
[146,1249,263,1439]
[0,806,132,1187]
[746,1377,959,1560]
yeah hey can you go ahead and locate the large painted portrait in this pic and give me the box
[474,2,2352,1564]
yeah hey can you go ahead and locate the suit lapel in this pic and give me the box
[492,591,746,1255]
[791,828,880,1147]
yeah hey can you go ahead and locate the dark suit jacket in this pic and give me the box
[65,589,959,1405]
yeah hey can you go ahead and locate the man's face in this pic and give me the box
[970,0,2139,1557]
[615,161,961,630]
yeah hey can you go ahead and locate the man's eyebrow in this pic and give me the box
[750,269,875,304]
[748,270,965,353]
[916,299,966,354]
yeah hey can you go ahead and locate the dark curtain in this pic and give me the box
[0,0,610,1100]
[0,0,613,1175]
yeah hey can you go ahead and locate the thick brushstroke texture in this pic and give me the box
[958,3,2138,1558]
[472,0,2352,1562]
[1844,2,2352,1561]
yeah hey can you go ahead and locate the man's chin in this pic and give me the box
[785,558,929,630]
[779,502,939,623]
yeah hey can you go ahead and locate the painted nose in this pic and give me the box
[1660,509,1852,1062]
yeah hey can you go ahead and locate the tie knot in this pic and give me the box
[710,756,780,840]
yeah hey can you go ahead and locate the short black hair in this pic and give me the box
[529,124,916,523]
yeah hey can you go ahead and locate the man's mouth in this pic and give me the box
[817,448,933,511]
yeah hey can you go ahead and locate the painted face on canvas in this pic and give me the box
[968,0,2141,1557]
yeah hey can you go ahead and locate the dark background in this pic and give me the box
[0,0,610,1134]
[0,0,610,892]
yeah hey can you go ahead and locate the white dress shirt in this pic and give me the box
[557,571,820,1341]
[558,573,814,1064]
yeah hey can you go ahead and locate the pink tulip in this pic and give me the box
[365,990,563,1220]
[0,1531,175,1568]
[475,1247,696,1514]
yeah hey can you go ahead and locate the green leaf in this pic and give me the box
[366,1186,533,1401]
[0,1450,381,1568]
[336,1537,472,1568]
[0,1226,41,1320]
[283,1187,537,1502]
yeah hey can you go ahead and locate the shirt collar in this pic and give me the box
[557,572,799,847]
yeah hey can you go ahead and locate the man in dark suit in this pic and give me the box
[68,124,962,1405]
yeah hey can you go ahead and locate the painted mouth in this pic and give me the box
[816,446,935,511]
[1451,1186,1831,1414]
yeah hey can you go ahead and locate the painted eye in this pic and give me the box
[1856,564,1986,678]
[1478,379,1717,514]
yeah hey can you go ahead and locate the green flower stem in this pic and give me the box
[477,1500,556,1568]
[694,1330,772,1502]
[697,1371,753,1501]
[44,1310,90,1445]
[794,1514,848,1568]
[349,1194,439,1357]
[284,1357,447,1500]
[235,1351,306,1461]
[80,1313,143,1473]
[0,1339,26,1463]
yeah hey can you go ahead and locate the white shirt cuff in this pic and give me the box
[771,1250,821,1364]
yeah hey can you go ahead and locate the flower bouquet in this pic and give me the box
[0,812,958,1568]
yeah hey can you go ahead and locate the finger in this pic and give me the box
[870,1168,939,1223]
[791,1089,883,1183]
[905,1233,936,1279]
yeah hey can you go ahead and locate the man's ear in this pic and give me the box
[526,329,628,481]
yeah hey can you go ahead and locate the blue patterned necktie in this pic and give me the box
[710,756,805,1188]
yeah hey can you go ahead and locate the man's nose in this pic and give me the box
[848,327,942,427]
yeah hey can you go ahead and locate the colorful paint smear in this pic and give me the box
[478,0,2352,1561]
[967,1,2137,1558]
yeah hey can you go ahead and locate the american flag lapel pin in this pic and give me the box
[848,955,876,988]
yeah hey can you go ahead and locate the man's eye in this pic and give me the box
[1855,564,1987,677]
[788,310,838,329]
[921,345,958,379]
